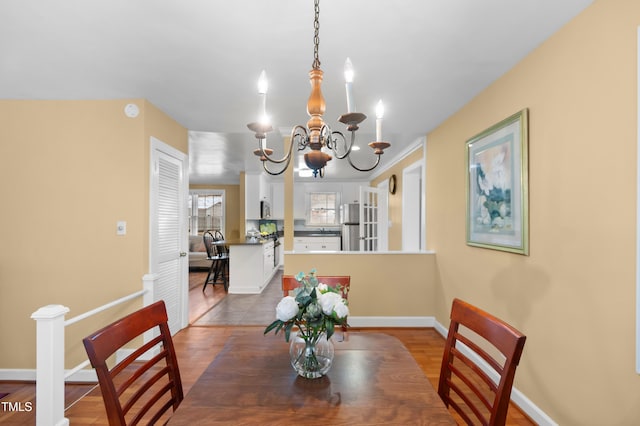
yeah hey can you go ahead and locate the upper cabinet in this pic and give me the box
[245,175,259,219]
[245,173,271,219]
[259,176,271,204]
[340,182,363,205]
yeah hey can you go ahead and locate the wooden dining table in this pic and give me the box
[168,329,456,425]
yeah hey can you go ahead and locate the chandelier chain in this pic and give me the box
[312,0,321,69]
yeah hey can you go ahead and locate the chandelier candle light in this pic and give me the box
[258,70,268,125]
[344,57,355,113]
[247,0,391,178]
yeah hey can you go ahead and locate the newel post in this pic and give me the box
[142,273,159,348]
[31,304,70,426]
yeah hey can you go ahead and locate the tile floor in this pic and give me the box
[193,269,283,326]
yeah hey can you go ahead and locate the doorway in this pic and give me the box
[402,160,424,251]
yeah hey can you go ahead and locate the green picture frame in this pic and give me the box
[466,109,529,255]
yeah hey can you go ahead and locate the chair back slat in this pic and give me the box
[83,300,183,426]
[203,231,215,258]
[438,298,526,426]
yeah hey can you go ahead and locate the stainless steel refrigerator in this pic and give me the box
[340,203,360,251]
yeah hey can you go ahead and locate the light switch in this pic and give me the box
[117,221,127,236]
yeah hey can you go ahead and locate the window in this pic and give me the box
[189,190,225,235]
[308,192,338,226]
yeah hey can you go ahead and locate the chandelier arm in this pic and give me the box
[255,128,300,165]
[263,125,313,174]
[346,151,382,172]
[262,156,293,176]
[320,123,332,137]
[327,130,353,160]
[259,125,312,175]
[328,128,383,171]
[319,124,334,148]
[292,125,311,151]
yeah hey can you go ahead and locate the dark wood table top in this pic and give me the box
[168,329,456,425]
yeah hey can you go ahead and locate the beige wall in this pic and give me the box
[427,1,640,423]
[190,184,242,240]
[0,100,186,369]
[284,253,438,317]
[371,147,424,251]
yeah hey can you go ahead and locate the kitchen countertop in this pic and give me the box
[225,232,342,244]
[225,238,276,246]
[293,231,341,237]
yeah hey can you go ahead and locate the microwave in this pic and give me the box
[260,200,271,219]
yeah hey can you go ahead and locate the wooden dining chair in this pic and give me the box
[438,298,526,426]
[212,231,229,291]
[202,230,228,292]
[82,300,184,426]
[282,275,350,333]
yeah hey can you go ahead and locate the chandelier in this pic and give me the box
[247,0,391,178]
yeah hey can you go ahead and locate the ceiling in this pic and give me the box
[0,0,593,184]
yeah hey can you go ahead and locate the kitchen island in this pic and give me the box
[227,238,279,294]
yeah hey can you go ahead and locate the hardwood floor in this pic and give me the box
[0,272,535,425]
[188,269,227,324]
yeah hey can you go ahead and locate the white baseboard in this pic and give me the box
[433,319,557,426]
[349,316,435,327]
[0,368,96,383]
[434,320,449,337]
[0,369,36,381]
[66,370,97,382]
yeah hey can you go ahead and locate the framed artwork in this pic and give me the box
[466,109,529,255]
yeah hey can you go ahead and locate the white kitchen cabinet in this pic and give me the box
[341,182,363,205]
[228,240,277,294]
[322,236,341,251]
[259,175,271,203]
[245,173,274,219]
[294,236,341,252]
[262,240,275,281]
[293,237,307,252]
[245,174,261,219]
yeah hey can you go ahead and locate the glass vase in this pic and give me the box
[289,332,334,379]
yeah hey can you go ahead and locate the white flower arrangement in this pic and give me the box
[265,269,349,342]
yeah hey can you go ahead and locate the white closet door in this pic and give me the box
[150,137,188,335]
